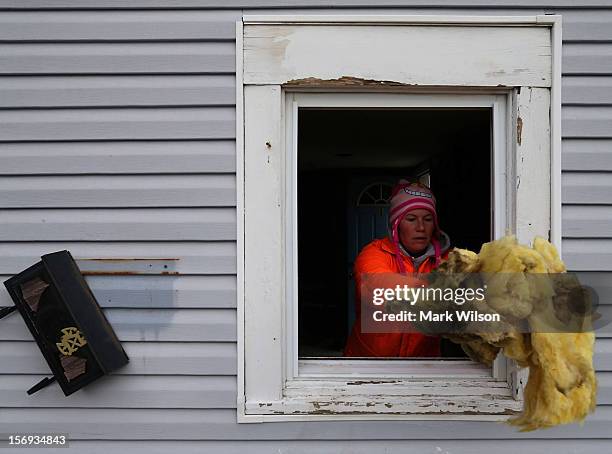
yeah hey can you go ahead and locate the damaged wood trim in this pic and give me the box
[243,21,552,87]
[244,378,520,418]
[238,15,561,423]
[247,394,522,417]
[241,412,517,422]
[284,378,512,398]
[283,78,515,91]
[284,76,412,88]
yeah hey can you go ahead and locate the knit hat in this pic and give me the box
[389,179,442,273]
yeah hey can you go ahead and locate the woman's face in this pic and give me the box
[398,208,435,255]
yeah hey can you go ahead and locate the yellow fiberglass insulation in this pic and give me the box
[435,235,597,431]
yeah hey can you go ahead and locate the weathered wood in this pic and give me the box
[284,379,511,396]
[240,16,557,419]
[243,85,284,404]
[250,377,525,415]
[244,24,551,86]
[515,87,551,245]
[247,394,522,416]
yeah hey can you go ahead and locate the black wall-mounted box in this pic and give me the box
[3,250,129,396]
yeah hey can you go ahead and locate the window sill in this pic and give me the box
[298,358,493,378]
[244,378,522,420]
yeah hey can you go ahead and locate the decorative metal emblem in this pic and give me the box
[56,327,87,356]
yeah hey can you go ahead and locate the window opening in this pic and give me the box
[297,108,492,360]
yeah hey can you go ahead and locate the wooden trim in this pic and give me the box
[550,15,563,254]
[243,84,285,408]
[284,91,511,385]
[235,19,253,424]
[298,359,492,378]
[243,23,551,87]
[241,413,513,423]
[243,15,544,25]
[285,94,299,381]
[239,14,557,422]
[248,378,520,416]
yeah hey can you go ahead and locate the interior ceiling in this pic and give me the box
[298,108,491,170]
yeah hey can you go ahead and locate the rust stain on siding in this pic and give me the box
[82,271,138,276]
[82,270,180,276]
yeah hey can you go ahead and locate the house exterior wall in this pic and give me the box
[0,1,610,452]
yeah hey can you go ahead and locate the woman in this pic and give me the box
[344,180,451,357]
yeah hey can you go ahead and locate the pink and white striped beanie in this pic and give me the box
[388,180,441,273]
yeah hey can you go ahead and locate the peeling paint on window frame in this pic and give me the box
[237,14,562,423]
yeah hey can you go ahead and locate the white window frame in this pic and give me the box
[237,14,562,423]
[285,91,508,382]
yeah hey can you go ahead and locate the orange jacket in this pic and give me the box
[344,237,449,357]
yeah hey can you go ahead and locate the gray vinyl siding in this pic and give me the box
[0,3,611,452]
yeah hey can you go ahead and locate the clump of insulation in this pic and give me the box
[436,236,597,431]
